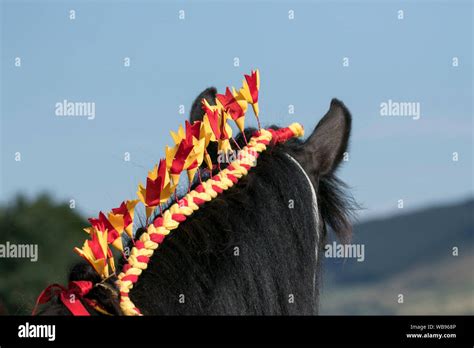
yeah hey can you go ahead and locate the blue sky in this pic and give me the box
[1,0,472,221]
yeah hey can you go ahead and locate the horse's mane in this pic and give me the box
[36,128,355,316]
[119,132,355,315]
[34,71,356,316]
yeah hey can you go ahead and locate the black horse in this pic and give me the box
[38,88,355,315]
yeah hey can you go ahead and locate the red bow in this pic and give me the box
[32,281,93,316]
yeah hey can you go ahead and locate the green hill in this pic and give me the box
[324,198,473,284]
[0,194,87,315]
[321,198,474,314]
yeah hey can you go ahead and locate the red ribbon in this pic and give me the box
[32,281,93,316]
[253,127,296,145]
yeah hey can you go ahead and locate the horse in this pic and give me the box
[37,87,355,315]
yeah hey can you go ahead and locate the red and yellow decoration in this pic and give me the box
[109,200,140,240]
[239,69,260,128]
[74,226,115,278]
[217,87,248,134]
[137,159,174,218]
[38,69,304,316]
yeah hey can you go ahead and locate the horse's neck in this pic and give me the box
[130,151,320,315]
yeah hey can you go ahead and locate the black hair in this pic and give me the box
[128,139,322,315]
[36,89,355,315]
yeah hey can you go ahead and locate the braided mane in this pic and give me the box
[32,70,306,316]
[118,125,303,315]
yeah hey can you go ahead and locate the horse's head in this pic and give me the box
[35,85,355,316]
[192,87,354,244]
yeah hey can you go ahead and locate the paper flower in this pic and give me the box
[167,121,206,186]
[186,140,206,185]
[170,120,200,145]
[182,120,206,184]
[217,87,248,133]
[217,112,233,154]
[87,212,123,251]
[201,99,221,141]
[239,69,260,127]
[198,119,213,170]
[201,99,233,154]
[137,159,173,218]
[109,200,139,240]
[74,227,111,278]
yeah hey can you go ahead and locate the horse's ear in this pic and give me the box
[295,98,352,177]
[190,87,217,123]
